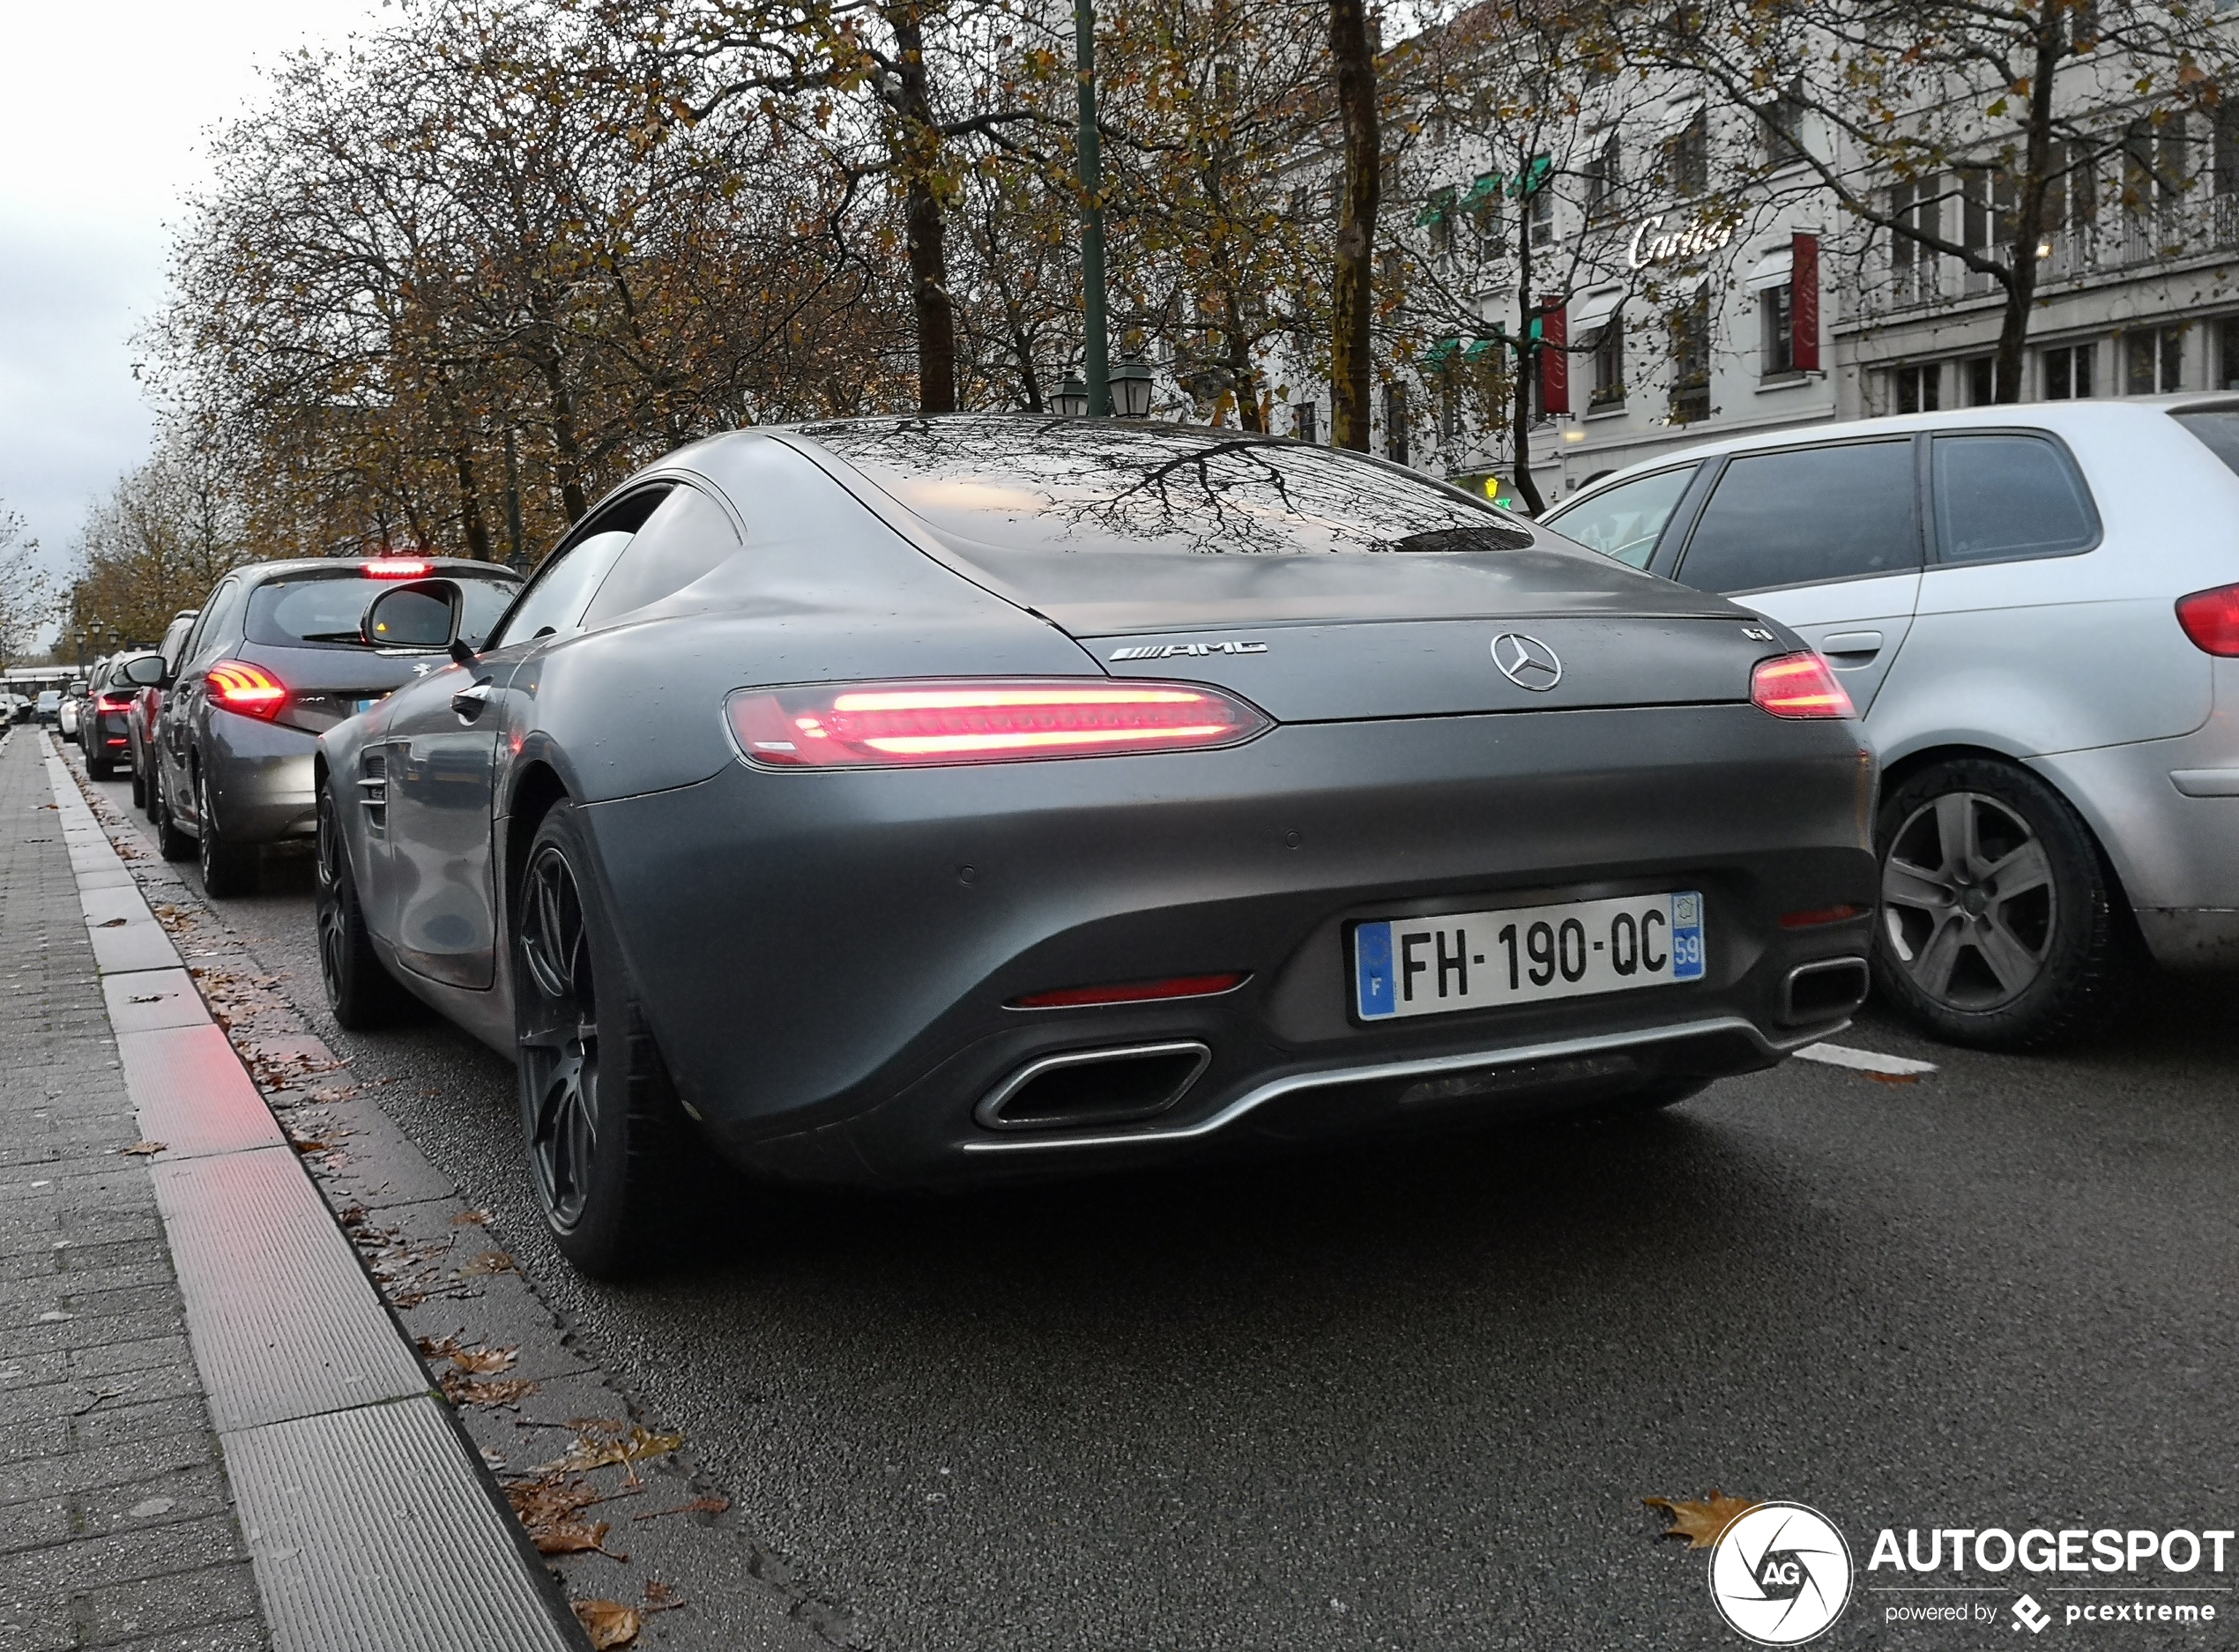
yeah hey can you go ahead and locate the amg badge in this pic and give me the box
[1108,641,1269,660]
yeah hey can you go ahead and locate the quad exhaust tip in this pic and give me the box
[1782,956,1871,1024]
[977,1041,1213,1132]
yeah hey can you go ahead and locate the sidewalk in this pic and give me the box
[2,727,584,1652]
[0,725,266,1650]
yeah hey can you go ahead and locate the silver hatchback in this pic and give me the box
[1544,397,2239,1048]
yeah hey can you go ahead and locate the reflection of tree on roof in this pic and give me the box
[796,415,1533,555]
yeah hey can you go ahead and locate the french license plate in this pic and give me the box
[353,696,386,716]
[1353,891,1704,1021]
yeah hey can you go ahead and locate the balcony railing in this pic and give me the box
[1868,194,2239,318]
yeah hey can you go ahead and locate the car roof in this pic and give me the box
[1554,396,2235,510]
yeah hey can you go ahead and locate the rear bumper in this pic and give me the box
[584,703,1878,1187]
[204,711,319,843]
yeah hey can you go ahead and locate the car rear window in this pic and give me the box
[246,571,519,649]
[2173,408,2239,479]
[798,416,1536,555]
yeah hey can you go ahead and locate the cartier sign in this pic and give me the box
[1626,213,1737,270]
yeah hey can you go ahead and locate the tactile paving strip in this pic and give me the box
[118,1023,290,1160]
[228,1395,577,1652]
[152,1145,428,1432]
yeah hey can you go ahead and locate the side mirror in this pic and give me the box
[363,578,463,651]
[121,653,166,688]
[67,681,88,697]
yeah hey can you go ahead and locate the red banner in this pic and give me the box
[1791,234,1820,374]
[1538,298,1569,416]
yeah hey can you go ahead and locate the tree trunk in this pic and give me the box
[1510,197,1545,515]
[1994,2,2065,402]
[453,446,492,561]
[1328,0,1379,451]
[890,3,957,415]
[532,342,590,524]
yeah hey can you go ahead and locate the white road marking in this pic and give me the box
[1793,1041,1939,1076]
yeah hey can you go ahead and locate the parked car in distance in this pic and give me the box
[130,612,199,814]
[84,656,160,780]
[1543,395,2239,1050]
[153,557,522,896]
[318,416,1878,1277]
[33,690,61,725]
[56,680,88,742]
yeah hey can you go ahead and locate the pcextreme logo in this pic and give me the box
[1707,1503,1855,1645]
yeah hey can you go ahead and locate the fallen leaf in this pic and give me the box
[95,917,129,928]
[337,1206,369,1229]
[127,993,167,1005]
[287,1137,335,1155]
[563,1423,688,1485]
[642,1580,685,1612]
[443,1371,539,1406]
[450,1344,519,1375]
[118,1141,167,1157]
[458,1248,516,1276]
[573,1601,641,1648]
[1645,1489,1760,1549]
[1864,1071,1922,1085]
[417,1335,465,1360]
[450,1208,492,1226]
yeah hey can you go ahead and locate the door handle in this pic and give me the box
[451,680,495,720]
[1819,629,1885,663]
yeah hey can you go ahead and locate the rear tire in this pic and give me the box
[1873,756,2134,1050]
[316,785,412,1029]
[129,752,146,808]
[154,771,195,861]
[87,748,114,780]
[196,769,260,897]
[512,800,695,1279]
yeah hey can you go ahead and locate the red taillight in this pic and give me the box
[97,692,134,710]
[1750,652,1855,719]
[361,557,434,578]
[2176,584,2239,655]
[1780,903,1867,928]
[1010,972,1249,1009]
[205,661,286,719]
[725,679,1271,768]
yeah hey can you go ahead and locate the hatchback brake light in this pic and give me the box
[361,557,434,579]
[205,661,287,719]
[96,691,134,710]
[726,680,1271,767]
[1751,652,1855,719]
[2176,583,2239,655]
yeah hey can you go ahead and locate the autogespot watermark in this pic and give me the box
[1695,1509,2237,1641]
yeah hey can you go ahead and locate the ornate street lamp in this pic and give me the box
[1109,358,1154,420]
[1053,376,1090,418]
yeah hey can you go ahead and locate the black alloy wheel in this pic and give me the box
[1873,756,2133,1050]
[197,769,260,897]
[512,801,690,1277]
[86,740,114,781]
[315,785,411,1029]
[153,769,195,861]
[129,746,146,809]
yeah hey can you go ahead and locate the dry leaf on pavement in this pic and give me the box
[118,1142,167,1157]
[457,1248,516,1276]
[573,1601,641,1648]
[450,1208,492,1226]
[1644,1489,1760,1549]
[442,1370,539,1406]
[450,1344,519,1375]
[563,1423,688,1485]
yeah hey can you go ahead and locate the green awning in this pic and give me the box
[1424,338,1463,368]
[1463,338,1503,364]
[1462,173,1502,208]
[1414,185,1458,227]
[1516,155,1552,197]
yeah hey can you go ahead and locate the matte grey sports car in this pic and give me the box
[316,417,1878,1276]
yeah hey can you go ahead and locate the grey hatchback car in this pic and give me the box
[152,557,521,895]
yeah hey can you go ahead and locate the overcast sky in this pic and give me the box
[0,0,385,585]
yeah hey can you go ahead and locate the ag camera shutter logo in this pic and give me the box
[1708,1502,1855,1645]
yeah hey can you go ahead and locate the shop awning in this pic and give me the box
[1745,247,1795,290]
[1569,286,1625,336]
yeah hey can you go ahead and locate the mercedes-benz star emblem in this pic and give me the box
[1491,632,1563,691]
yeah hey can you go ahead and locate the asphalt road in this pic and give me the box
[80,761,2239,1649]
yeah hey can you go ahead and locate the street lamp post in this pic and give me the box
[1075,0,1109,417]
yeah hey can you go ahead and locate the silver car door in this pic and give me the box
[1670,437,1924,714]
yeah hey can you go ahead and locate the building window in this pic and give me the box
[1469,172,1506,257]
[1584,133,1621,220]
[1439,375,1462,444]
[1760,284,1795,376]
[2220,321,2239,391]
[1525,155,1555,245]
[2125,325,2184,393]
[1965,356,1997,406]
[2122,116,2190,242]
[1892,363,1941,413]
[1670,291,1711,425]
[2043,342,2094,399]
[1384,381,1410,465]
[1762,79,1807,168]
[1668,112,1709,197]
[1588,316,1625,408]
[1890,177,1942,303]
[1424,185,1457,257]
[1293,400,1318,443]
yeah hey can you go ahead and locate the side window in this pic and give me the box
[1546,466,1697,569]
[1677,441,1919,594]
[183,580,243,666]
[488,488,672,649]
[579,487,743,629]
[1930,434,2098,564]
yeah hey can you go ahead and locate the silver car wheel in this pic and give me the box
[1879,790,2057,1010]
